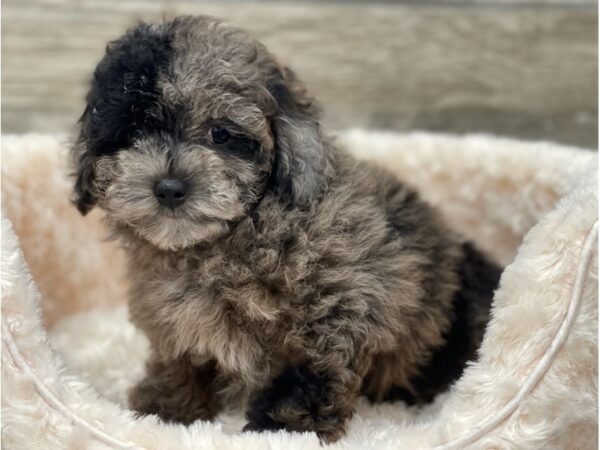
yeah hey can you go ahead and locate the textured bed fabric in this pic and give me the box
[1,132,597,450]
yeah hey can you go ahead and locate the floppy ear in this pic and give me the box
[70,106,98,215]
[269,67,328,208]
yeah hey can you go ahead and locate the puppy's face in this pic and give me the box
[72,16,325,250]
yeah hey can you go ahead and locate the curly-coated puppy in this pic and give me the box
[70,15,502,443]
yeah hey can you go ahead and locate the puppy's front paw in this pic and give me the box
[243,365,347,443]
[129,373,216,425]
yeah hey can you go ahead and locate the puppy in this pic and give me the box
[70,16,501,443]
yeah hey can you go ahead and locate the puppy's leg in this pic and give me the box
[129,354,220,424]
[244,337,367,443]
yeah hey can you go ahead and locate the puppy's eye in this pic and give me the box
[210,126,230,144]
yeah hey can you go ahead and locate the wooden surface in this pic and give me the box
[2,0,597,148]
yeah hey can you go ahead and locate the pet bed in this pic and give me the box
[1,131,597,450]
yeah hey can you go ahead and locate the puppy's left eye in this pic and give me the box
[210,126,231,144]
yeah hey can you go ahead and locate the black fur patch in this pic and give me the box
[81,23,174,156]
[264,141,294,205]
[219,135,261,158]
[381,243,501,404]
[244,365,329,432]
[264,95,295,207]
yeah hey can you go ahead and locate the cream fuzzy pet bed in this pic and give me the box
[1,132,597,450]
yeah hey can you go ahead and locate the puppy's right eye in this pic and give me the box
[210,126,231,145]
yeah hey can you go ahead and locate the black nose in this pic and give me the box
[153,178,189,209]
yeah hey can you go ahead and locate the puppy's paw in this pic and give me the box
[128,375,215,425]
[243,365,347,443]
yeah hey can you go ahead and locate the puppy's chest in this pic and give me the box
[134,247,296,371]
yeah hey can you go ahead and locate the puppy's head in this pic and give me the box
[72,16,326,250]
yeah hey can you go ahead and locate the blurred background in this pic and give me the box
[2,0,598,148]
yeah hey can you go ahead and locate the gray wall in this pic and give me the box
[2,0,597,148]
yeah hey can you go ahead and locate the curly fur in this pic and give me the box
[70,16,501,443]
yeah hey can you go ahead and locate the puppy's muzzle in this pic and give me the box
[154,178,189,209]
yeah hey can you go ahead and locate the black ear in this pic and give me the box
[269,68,327,208]
[70,107,98,215]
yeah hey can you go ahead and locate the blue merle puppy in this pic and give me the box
[70,15,501,443]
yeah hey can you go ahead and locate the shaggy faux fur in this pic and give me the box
[68,16,501,442]
[1,132,597,450]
